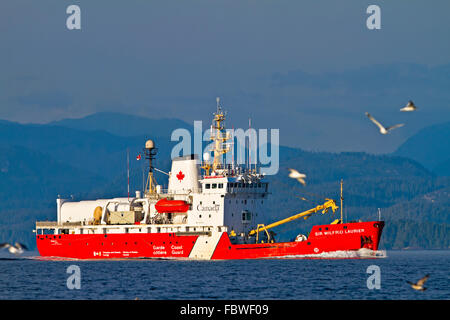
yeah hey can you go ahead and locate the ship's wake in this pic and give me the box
[273,248,387,259]
[24,256,81,261]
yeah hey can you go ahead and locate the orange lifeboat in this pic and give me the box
[155,198,190,213]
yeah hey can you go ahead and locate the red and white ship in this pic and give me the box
[35,101,384,260]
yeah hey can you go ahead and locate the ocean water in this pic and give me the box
[0,250,448,300]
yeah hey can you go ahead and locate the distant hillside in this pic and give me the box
[0,119,174,179]
[0,145,105,246]
[0,145,104,208]
[375,184,450,249]
[434,158,450,177]
[381,185,450,224]
[49,112,192,138]
[393,121,450,176]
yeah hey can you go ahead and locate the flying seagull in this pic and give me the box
[407,274,429,291]
[288,168,307,186]
[365,112,404,134]
[0,242,28,255]
[400,100,418,112]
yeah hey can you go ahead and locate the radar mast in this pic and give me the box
[209,97,231,173]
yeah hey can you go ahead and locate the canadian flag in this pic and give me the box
[136,154,141,160]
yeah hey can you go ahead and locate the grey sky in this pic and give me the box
[1,0,449,153]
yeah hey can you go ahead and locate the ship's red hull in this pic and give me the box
[36,221,384,260]
[36,233,199,259]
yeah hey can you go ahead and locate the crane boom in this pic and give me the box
[248,199,339,236]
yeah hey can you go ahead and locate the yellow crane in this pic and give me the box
[248,199,339,243]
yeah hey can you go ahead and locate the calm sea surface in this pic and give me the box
[0,250,448,300]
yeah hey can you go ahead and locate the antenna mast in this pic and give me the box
[210,97,230,173]
[248,118,251,172]
[127,148,130,201]
[340,179,344,223]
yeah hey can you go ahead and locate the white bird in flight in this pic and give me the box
[365,112,404,134]
[0,242,28,255]
[400,100,418,112]
[288,168,307,186]
[407,274,429,291]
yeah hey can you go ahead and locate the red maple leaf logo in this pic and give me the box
[176,171,185,182]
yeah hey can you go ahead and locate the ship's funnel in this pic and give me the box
[168,154,200,194]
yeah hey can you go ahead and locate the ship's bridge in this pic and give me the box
[199,174,269,196]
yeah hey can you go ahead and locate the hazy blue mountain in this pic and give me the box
[433,158,450,177]
[393,121,450,176]
[49,112,192,138]
[0,144,105,208]
[0,145,106,246]
[0,119,174,179]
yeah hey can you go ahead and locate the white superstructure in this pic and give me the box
[49,101,269,257]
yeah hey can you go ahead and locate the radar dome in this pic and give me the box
[145,139,155,149]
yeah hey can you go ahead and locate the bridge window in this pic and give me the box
[218,183,223,188]
[212,183,217,189]
[205,184,210,189]
[242,211,251,221]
